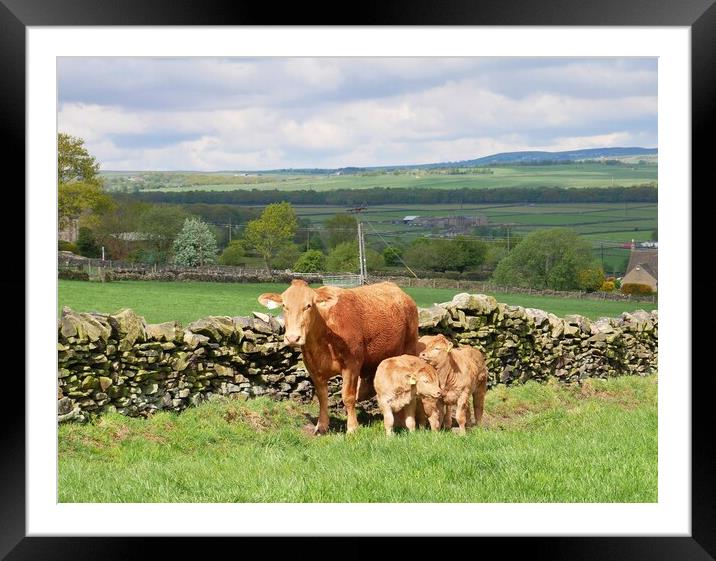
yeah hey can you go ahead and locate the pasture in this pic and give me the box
[258,201,655,274]
[58,375,658,503]
[103,163,657,193]
[57,280,657,325]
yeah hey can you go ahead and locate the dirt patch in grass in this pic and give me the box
[566,378,650,410]
[224,406,275,432]
[111,426,130,442]
[142,432,169,444]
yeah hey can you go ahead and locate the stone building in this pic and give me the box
[622,248,658,291]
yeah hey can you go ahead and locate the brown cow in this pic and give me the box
[374,355,442,436]
[418,334,488,434]
[258,280,419,434]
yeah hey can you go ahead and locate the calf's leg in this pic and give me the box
[415,400,427,428]
[423,399,442,431]
[393,408,406,429]
[473,378,487,427]
[443,404,453,429]
[380,400,395,437]
[455,392,470,435]
[404,399,417,432]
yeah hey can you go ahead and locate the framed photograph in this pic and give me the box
[7,0,707,559]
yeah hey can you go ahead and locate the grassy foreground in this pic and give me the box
[58,280,657,325]
[58,375,657,503]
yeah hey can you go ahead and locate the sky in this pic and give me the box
[57,57,657,171]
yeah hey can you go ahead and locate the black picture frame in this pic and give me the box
[4,1,707,559]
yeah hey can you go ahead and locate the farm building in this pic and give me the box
[413,214,488,233]
[622,248,658,291]
[59,217,80,243]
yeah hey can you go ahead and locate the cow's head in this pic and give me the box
[418,334,454,365]
[258,279,338,347]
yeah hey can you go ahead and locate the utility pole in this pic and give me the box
[357,221,367,284]
[228,217,232,242]
[600,242,604,267]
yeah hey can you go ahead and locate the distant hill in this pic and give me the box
[242,147,658,174]
[101,147,658,176]
[410,147,658,169]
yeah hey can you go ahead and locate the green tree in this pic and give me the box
[577,265,606,292]
[293,250,326,273]
[293,217,325,252]
[326,242,359,272]
[404,237,487,272]
[366,247,385,271]
[219,240,246,266]
[273,243,301,270]
[326,242,383,273]
[57,133,112,230]
[58,132,100,184]
[58,181,114,230]
[243,202,298,274]
[76,227,101,258]
[172,217,219,267]
[383,246,403,266]
[492,228,602,290]
[93,196,151,260]
[454,237,488,271]
[324,214,357,249]
[138,205,190,264]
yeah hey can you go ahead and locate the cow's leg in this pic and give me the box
[404,399,417,432]
[455,392,470,435]
[473,378,487,427]
[380,400,395,437]
[356,374,376,402]
[342,365,361,434]
[443,404,453,430]
[314,378,330,435]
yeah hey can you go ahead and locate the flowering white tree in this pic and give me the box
[172,217,218,267]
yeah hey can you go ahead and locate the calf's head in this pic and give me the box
[418,334,454,366]
[258,279,338,346]
[412,364,442,400]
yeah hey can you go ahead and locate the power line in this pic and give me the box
[364,220,418,279]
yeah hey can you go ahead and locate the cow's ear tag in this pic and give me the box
[409,377,417,385]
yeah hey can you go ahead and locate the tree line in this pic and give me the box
[131,184,657,206]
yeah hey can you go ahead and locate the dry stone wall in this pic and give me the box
[57,293,657,422]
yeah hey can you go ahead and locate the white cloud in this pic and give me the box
[57,57,658,170]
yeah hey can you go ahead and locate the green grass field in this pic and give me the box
[105,164,657,193]
[58,375,657,502]
[58,280,656,325]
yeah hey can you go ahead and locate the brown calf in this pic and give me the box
[374,355,442,436]
[418,334,488,434]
